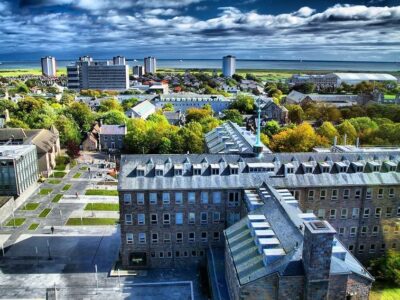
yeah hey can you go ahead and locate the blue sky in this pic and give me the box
[0,0,399,61]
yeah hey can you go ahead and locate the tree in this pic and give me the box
[162,103,174,112]
[54,115,81,146]
[262,120,281,137]
[348,117,378,142]
[186,107,212,123]
[60,93,75,106]
[159,137,172,153]
[230,94,255,113]
[370,250,400,285]
[292,82,315,94]
[101,110,126,125]
[98,98,123,112]
[66,141,80,158]
[286,104,304,124]
[260,133,270,146]
[122,98,139,111]
[0,99,18,113]
[178,122,204,153]
[336,120,357,144]
[317,121,338,143]
[6,119,29,129]
[222,109,243,125]
[66,102,95,132]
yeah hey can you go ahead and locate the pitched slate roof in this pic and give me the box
[99,124,127,135]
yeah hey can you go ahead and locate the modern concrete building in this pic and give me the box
[98,124,127,151]
[113,56,126,65]
[0,145,38,196]
[0,127,60,177]
[222,55,236,77]
[154,93,231,113]
[41,56,57,77]
[67,56,129,90]
[133,65,145,77]
[144,57,157,74]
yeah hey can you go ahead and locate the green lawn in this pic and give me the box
[62,184,72,191]
[47,179,61,184]
[39,188,53,195]
[52,194,63,203]
[384,94,397,100]
[73,173,82,179]
[5,218,25,227]
[79,166,88,171]
[52,172,67,178]
[54,164,66,171]
[21,203,39,211]
[28,223,39,231]
[0,68,66,77]
[38,208,51,218]
[85,189,118,196]
[66,218,118,226]
[84,203,119,211]
[370,282,400,300]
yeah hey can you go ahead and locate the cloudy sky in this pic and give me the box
[0,0,399,61]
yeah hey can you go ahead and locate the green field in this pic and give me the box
[54,164,66,171]
[51,194,63,203]
[0,68,66,77]
[85,189,118,196]
[5,218,25,227]
[28,223,39,231]
[62,184,72,191]
[66,218,118,226]
[47,179,61,184]
[52,172,67,178]
[39,188,53,195]
[21,203,39,211]
[370,283,400,300]
[73,173,82,179]
[84,203,119,211]
[38,208,51,218]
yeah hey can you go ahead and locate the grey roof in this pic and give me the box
[205,121,272,154]
[99,125,127,135]
[157,93,229,102]
[331,73,397,81]
[118,152,400,191]
[0,144,36,159]
[224,184,373,286]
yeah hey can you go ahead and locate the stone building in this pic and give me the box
[98,124,127,151]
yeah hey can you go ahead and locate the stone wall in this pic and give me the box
[278,275,304,300]
[346,274,372,300]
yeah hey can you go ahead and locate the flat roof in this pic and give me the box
[0,145,36,159]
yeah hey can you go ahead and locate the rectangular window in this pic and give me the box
[193,168,201,175]
[329,209,336,219]
[137,193,144,205]
[397,207,400,217]
[349,245,354,252]
[378,188,384,199]
[228,192,240,207]
[381,243,386,252]
[317,209,325,219]
[201,192,208,204]
[363,208,370,218]
[175,192,183,204]
[164,233,171,243]
[188,212,195,224]
[149,193,157,205]
[201,231,208,242]
[188,192,196,204]
[211,167,219,175]
[189,232,195,242]
[375,207,382,218]
[124,193,132,205]
[366,188,372,199]
[176,213,183,225]
[200,212,208,224]
[159,251,164,258]
[343,189,350,200]
[369,244,376,253]
[372,226,379,236]
[163,213,170,225]
[213,231,220,241]
[355,189,361,199]
[151,213,158,225]
[389,188,395,198]
[151,233,158,244]
[341,208,348,219]
[213,192,221,204]
[126,233,133,244]
[320,190,326,201]
[308,190,315,201]
[176,232,183,243]
[162,193,170,205]
[352,208,359,219]
[386,207,393,217]
[139,233,146,244]
[350,227,357,237]
[137,213,145,225]
[331,189,338,201]
[339,227,345,235]
[125,214,132,225]
[358,244,364,254]
[213,212,221,223]
[361,226,368,236]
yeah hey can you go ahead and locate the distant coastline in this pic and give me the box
[0,59,399,73]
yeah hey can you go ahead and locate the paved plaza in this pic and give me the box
[0,153,206,299]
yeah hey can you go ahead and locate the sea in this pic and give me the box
[0,59,399,72]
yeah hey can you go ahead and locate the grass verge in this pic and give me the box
[85,189,118,196]
[79,166,88,171]
[370,281,400,300]
[47,179,61,184]
[21,203,39,210]
[38,208,51,218]
[84,203,119,211]
[73,173,82,179]
[28,223,39,231]
[52,172,67,178]
[52,194,63,203]
[39,188,53,195]
[66,218,118,226]
[5,218,25,227]
[62,184,72,191]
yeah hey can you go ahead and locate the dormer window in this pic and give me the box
[286,167,294,174]
[322,167,330,173]
[156,169,163,176]
[174,164,183,176]
[305,167,313,174]
[229,164,239,175]
[137,166,145,177]
[369,162,381,172]
[385,161,397,172]
[210,164,220,175]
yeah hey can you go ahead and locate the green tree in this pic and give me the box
[230,94,255,113]
[222,109,243,125]
[66,102,95,132]
[186,107,212,123]
[162,103,174,112]
[317,121,338,143]
[54,115,81,146]
[159,137,172,153]
[6,119,29,129]
[179,122,204,153]
[122,98,139,111]
[262,120,281,137]
[370,250,400,285]
[98,98,123,112]
[0,99,18,113]
[292,82,315,94]
[286,104,304,124]
[101,110,126,125]
[336,120,357,144]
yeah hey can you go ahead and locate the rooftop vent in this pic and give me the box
[310,221,328,231]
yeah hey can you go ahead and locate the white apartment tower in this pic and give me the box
[41,56,57,77]
[133,65,145,77]
[222,55,236,77]
[144,57,157,74]
[113,56,126,65]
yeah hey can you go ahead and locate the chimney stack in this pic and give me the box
[356,137,360,148]
[333,136,337,146]
[343,134,347,146]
